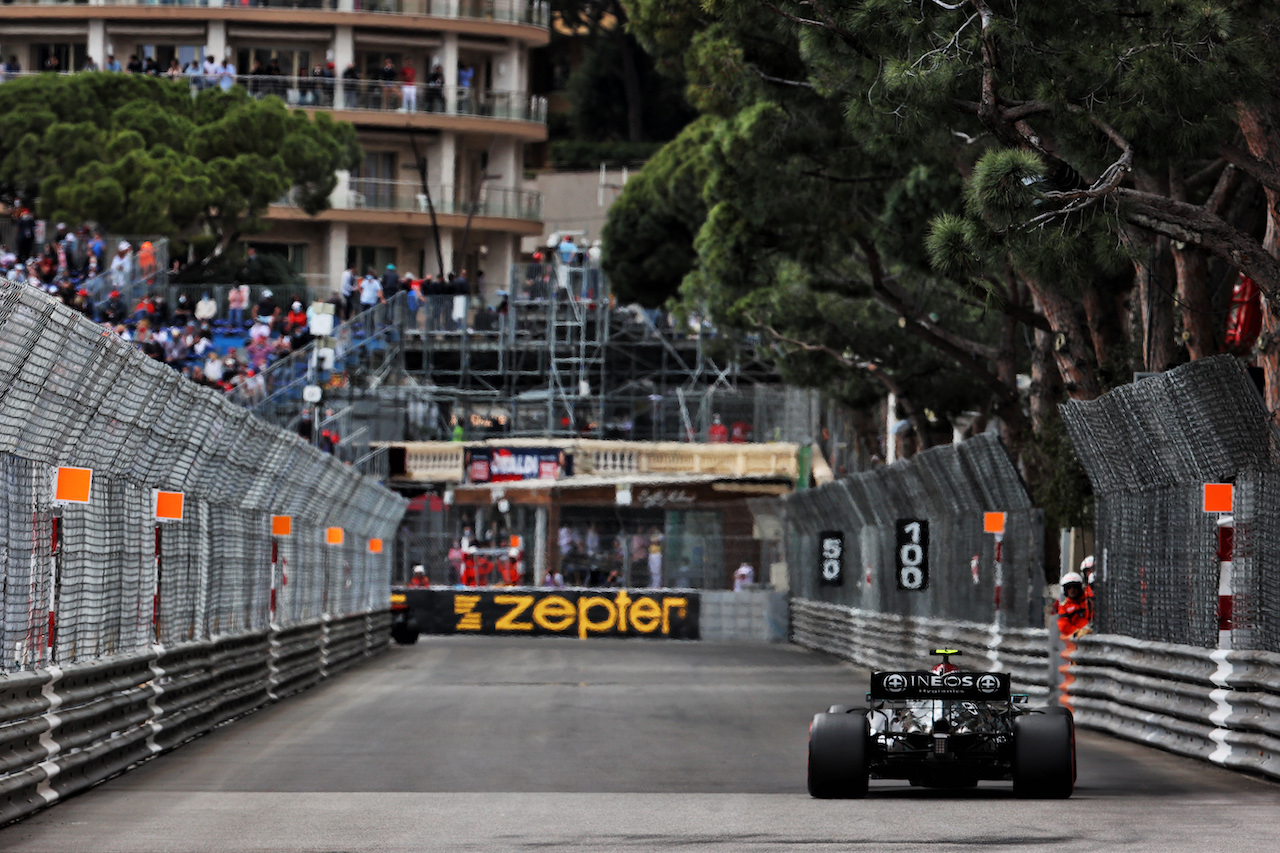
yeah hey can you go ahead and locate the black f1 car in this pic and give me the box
[808,650,1075,798]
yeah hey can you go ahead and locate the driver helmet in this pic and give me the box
[931,661,958,675]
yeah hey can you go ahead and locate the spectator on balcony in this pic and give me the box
[172,293,194,327]
[284,300,308,334]
[340,263,357,319]
[342,63,361,108]
[43,54,61,74]
[458,61,474,109]
[125,54,143,74]
[195,292,218,325]
[319,62,336,106]
[166,59,182,81]
[255,288,280,330]
[379,58,399,109]
[104,54,120,73]
[83,56,99,72]
[203,349,224,383]
[3,55,21,79]
[264,58,285,99]
[227,283,249,328]
[145,56,161,76]
[360,268,385,310]
[425,63,445,111]
[382,263,400,297]
[102,289,128,326]
[220,58,237,92]
[185,59,201,89]
[72,288,94,320]
[399,62,417,112]
[247,59,265,97]
[202,55,221,90]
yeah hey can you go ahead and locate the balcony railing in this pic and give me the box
[377,439,802,483]
[0,71,547,125]
[0,0,551,28]
[240,76,547,123]
[279,179,542,220]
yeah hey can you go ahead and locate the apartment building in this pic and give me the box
[0,0,549,296]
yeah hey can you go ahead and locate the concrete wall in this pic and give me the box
[522,168,631,252]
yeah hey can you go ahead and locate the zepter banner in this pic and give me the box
[869,671,1011,701]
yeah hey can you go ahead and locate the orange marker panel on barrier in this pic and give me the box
[326,527,344,546]
[155,491,184,521]
[1203,483,1233,513]
[271,515,292,536]
[983,512,1006,534]
[54,467,93,504]
[368,538,383,554]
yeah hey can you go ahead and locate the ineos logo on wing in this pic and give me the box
[884,673,908,693]
[977,674,1000,693]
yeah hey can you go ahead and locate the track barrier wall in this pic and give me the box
[765,433,1051,693]
[1059,633,1280,781]
[1057,356,1280,778]
[0,612,390,824]
[0,282,407,820]
[396,587,789,643]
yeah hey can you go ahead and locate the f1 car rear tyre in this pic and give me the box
[827,705,861,714]
[807,712,869,799]
[391,616,419,645]
[1012,712,1075,798]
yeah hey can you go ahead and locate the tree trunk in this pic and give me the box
[409,130,444,276]
[1024,278,1101,400]
[1170,244,1219,360]
[617,32,645,142]
[1237,103,1280,409]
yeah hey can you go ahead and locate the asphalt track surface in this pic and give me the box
[3,636,1278,852]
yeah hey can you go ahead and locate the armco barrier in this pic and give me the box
[791,598,1049,697]
[1062,633,1280,780]
[0,611,389,824]
[699,591,789,643]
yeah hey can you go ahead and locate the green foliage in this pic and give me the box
[600,116,721,305]
[0,73,360,260]
[548,139,664,169]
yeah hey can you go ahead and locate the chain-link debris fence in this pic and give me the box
[0,282,407,672]
[1061,355,1280,651]
[766,432,1044,628]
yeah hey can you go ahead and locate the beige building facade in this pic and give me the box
[0,0,549,299]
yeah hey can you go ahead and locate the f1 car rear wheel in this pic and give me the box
[390,615,419,645]
[827,704,860,714]
[1012,712,1075,798]
[807,712,869,799]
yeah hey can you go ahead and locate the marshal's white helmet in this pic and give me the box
[1061,572,1084,586]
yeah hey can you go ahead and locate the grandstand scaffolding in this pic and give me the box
[233,260,811,475]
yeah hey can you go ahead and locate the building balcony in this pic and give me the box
[245,76,548,136]
[374,439,803,486]
[272,179,542,230]
[0,0,551,41]
[1,72,547,138]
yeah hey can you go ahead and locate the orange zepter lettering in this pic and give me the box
[454,594,482,631]
[494,594,534,631]
[662,597,688,635]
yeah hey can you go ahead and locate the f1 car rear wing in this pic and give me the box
[870,671,1012,701]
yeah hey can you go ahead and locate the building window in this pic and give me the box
[348,246,397,277]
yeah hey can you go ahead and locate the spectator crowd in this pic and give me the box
[1,50,479,115]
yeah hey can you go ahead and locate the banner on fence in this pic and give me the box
[399,588,700,639]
